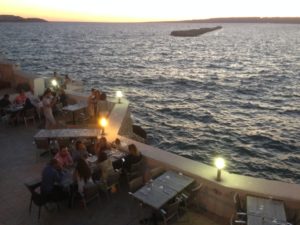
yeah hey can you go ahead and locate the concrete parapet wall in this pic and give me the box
[114,101,300,220]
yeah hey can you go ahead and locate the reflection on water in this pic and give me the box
[0,22,299,183]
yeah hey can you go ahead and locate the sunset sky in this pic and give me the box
[1,0,299,22]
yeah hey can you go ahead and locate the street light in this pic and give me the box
[214,157,225,181]
[98,117,108,136]
[116,91,123,104]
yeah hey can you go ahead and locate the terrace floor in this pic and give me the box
[0,121,224,225]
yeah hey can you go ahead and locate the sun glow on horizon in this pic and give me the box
[1,0,299,22]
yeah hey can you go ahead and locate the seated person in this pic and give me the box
[73,158,94,196]
[71,140,88,163]
[111,138,128,152]
[14,90,27,105]
[96,136,111,153]
[41,158,66,201]
[0,94,11,116]
[97,151,114,180]
[26,91,41,108]
[123,144,143,172]
[54,146,73,168]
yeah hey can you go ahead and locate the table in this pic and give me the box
[62,102,88,124]
[4,104,24,113]
[247,196,287,225]
[34,128,100,139]
[132,171,194,210]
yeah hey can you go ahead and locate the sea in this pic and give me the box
[0,22,299,184]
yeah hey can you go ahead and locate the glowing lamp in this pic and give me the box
[214,157,225,181]
[51,79,58,87]
[116,91,123,103]
[98,117,108,135]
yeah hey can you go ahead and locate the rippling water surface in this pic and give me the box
[0,22,299,183]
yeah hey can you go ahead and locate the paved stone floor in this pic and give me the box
[0,123,224,225]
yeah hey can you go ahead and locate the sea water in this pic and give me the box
[0,22,299,183]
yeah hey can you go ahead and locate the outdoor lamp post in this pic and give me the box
[214,157,225,181]
[116,91,123,103]
[98,117,108,136]
[51,79,58,87]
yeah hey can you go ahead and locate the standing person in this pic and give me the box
[42,89,57,129]
[87,89,97,118]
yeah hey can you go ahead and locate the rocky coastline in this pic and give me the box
[0,15,47,22]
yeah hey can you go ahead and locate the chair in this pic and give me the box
[179,183,203,212]
[233,193,247,216]
[128,176,144,193]
[150,167,165,179]
[101,171,121,200]
[160,200,180,225]
[34,138,50,161]
[230,213,247,225]
[24,179,46,219]
[24,108,36,127]
[81,183,100,208]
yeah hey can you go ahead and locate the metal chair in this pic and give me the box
[233,193,247,216]
[160,200,180,225]
[81,183,100,208]
[24,179,46,219]
[34,138,50,161]
[24,108,36,127]
[178,183,203,213]
[230,213,247,225]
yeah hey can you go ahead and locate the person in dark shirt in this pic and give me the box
[0,94,11,108]
[41,158,65,201]
[123,144,142,172]
[71,140,88,163]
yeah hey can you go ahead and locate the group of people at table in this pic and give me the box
[0,86,68,128]
[41,137,143,206]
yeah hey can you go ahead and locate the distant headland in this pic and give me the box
[172,17,300,24]
[0,15,47,22]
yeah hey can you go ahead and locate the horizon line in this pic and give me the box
[1,15,300,23]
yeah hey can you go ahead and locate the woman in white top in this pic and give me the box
[73,158,94,196]
[42,89,56,129]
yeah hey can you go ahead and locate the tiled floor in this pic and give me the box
[0,124,224,225]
